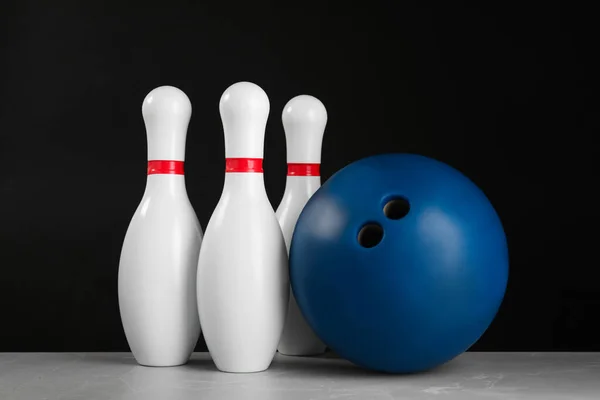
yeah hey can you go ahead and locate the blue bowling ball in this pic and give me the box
[290,153,508,373]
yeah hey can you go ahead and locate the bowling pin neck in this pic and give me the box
[223,127,266,159]
[144,174,189,197]
[221,157,267,196]
[223,173,267,196]
[284,131,324,163]
[146,133,188,161]
[281,175,321,200]
[142,86,192,161]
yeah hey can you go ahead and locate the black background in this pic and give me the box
[0,1,597,352]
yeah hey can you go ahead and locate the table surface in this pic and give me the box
[1,352,599,399]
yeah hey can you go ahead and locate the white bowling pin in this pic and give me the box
[197,81,289,373]
[276,95,328,356]
[118,86,203,367]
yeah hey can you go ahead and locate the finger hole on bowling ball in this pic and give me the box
[357,223,384,248]
[383,197,410,220]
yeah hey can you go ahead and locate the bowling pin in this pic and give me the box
[118,86,203,367]
[276,95,328,356]
[197,81,289,373]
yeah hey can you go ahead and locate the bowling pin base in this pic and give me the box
[136,361,188,368]
[216,367,268,374]
[214,361,272,374]
[132,352,193,368]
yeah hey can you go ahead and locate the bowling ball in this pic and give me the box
[289,153,508,373]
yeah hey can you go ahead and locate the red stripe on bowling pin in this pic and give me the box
[287,163,320,176]
[147,160,185,175]
[225,158,264,173]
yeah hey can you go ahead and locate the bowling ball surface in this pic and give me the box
[290,153,509,373]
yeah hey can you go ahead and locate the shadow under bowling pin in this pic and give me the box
[118,86,203,367]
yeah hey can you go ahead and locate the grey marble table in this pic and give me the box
[0,352,599,399]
